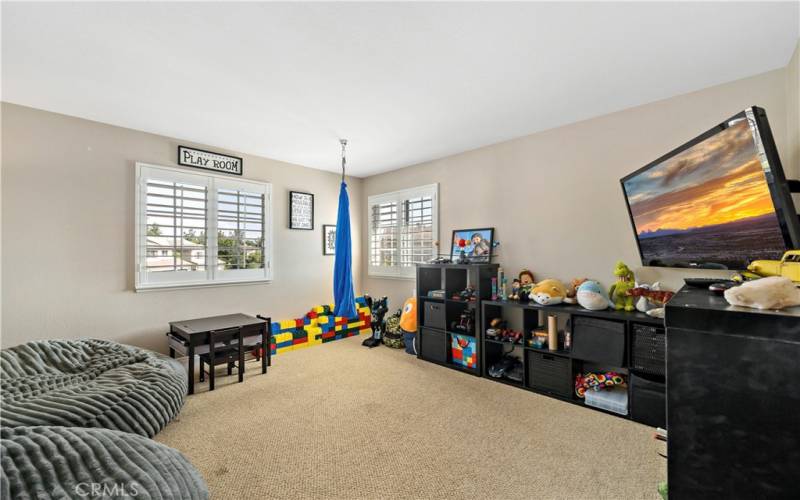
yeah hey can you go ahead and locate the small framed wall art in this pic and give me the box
[289,191,314,230]
[323,225,336,255]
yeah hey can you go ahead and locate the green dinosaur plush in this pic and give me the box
[609,261,636,311]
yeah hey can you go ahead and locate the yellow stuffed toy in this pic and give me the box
[530,279,568,305]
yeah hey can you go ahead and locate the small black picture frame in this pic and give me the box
[323,225,336,255]
[289,191,314,230]
[450,227,494,263]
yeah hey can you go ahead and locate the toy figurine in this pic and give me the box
[609,261,636,311]
[576,280,612,310]
[518,270,535,301]
[530,279,568,305]
[509,279,521,300]
[747,250,800,283]
[627,282,674,312]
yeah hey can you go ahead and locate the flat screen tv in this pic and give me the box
[621,107,800,270]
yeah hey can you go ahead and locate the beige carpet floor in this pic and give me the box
[156,336,665,499]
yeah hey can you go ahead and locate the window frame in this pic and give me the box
[134,162,273,291]
[367,183,438,279]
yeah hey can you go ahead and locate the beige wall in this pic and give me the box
[788,39,800,198]
[362,68,794,309]
[1,103,363,352]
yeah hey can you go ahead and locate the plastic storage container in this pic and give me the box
[585,386,629,415]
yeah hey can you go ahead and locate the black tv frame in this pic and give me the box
[620,106,800,270]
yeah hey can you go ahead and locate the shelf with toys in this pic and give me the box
[476,263,670,425]
[416,263,499,377]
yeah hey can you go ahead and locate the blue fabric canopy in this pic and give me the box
[333,181,357,318]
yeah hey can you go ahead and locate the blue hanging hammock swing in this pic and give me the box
[333,139,357,319]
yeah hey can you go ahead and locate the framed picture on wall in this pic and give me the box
[323,225,336,255]
[451,227,494,263]
[289,191,314,230]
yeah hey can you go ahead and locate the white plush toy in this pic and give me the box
[724,277,800,310]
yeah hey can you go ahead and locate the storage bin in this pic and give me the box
[451,334,477,369]
[418,328,447,363]
[527,351,572,397]
[571,316,625,366]
[423,301,446,330]
[630,373,666,428]
[585,386,628,415]
[631,323,665,376]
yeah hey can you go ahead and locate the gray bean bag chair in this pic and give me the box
[1,339,186,438]
[1,426,208,499]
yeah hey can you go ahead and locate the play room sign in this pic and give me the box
[178,146,243,176]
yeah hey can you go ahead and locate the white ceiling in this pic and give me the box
[2,2,799,177]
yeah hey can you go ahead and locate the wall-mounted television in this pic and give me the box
[621,107,800,270]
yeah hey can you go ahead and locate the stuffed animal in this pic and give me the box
[724,276,800,310]
[518,270,535,301]
[564,278,587,304]
[628,283,674,312]
[609,261,636,311]
[576,280,611,310]
[530,279,568,306]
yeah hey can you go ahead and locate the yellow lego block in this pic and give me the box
[279,319,296,330]
[359,328,371,335]
[293,342,309,351]
[306,318,319,327]
[317,316,331,325]
[273,332,293,344]
[347,321,365,329]
[304,326,322,336]
[313,306,326,313]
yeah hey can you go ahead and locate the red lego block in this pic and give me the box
[335,318,348,326]
[295,318,304,329]
[322,331,335,339]
[307,311,318,319]
[293,337,307,345]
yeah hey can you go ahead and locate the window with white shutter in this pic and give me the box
[135,163,272,290]
[368,184,438,278]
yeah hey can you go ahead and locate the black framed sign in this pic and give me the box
[323,225,336,255]
[178,146,243,176]
[289,191,314,230]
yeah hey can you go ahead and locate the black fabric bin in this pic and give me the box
[527,351,572,397]
[423,301,446,330]
[571,316,625,366]
[419,328,447,364]
[630,372,666,428]
[631,323,665,376]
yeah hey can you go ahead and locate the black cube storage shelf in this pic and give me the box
[416,263,499,376]
[480,299,667,423]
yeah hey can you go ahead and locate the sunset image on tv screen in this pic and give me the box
[623,119,787,268]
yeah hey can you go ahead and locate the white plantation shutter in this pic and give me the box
[368,184,438,277]
[135,163,272,290]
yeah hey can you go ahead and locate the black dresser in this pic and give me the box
[665,286,800,499]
